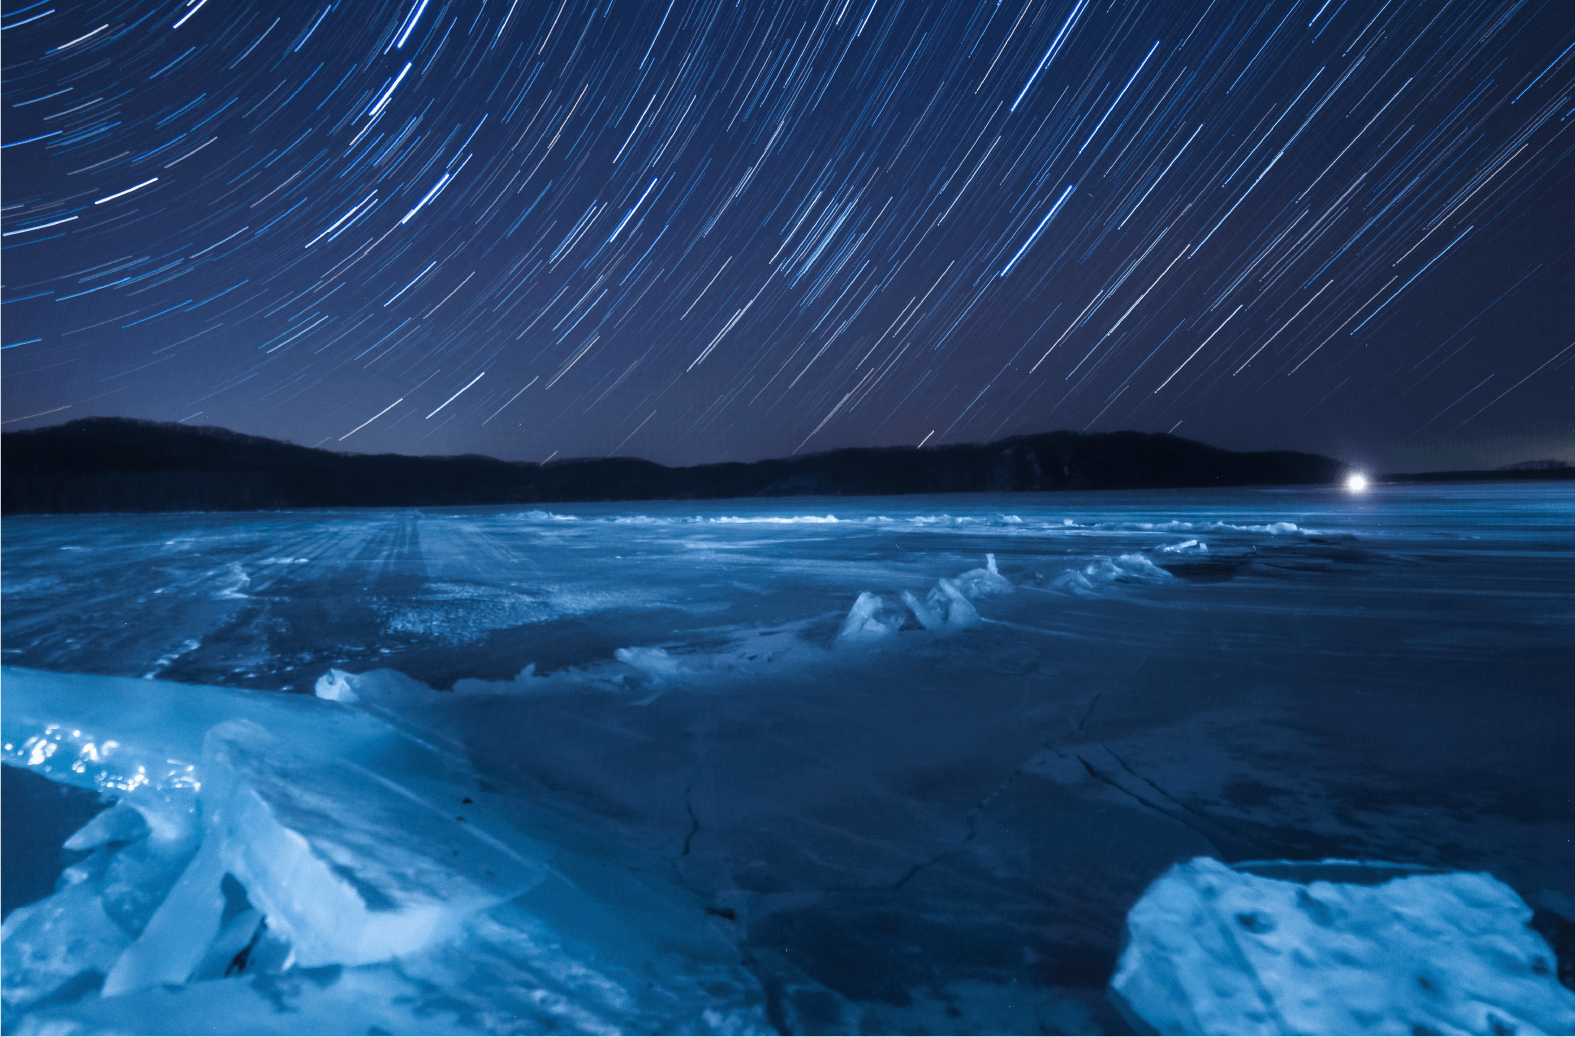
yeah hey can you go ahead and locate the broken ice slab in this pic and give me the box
[313,666,434,704]
[10,964,487,1037]
[1,667,543,991]
[1109,856,1575,1036]
[900,588,944,629]
[18,891,775,1037]
[934,577,981,628]
[1,791,204,1016]
[950,553,1015,598]
[840,556,1012,642]
[2,666,377,797]
[1,877,133,1015]
[614,645,685,680]
[835,591,904,643]
[207,718,540,967]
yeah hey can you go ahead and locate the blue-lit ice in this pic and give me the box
[2,668,769,1034]
[1110,858,1575,1035]
[838,552,1012,639]
[3,486,1572,1034]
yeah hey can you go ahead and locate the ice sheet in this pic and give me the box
[4,485,1573,1033]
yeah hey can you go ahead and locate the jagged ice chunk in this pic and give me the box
[1109,857,1575,1036]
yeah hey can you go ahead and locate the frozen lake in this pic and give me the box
[4,485,1573,1033]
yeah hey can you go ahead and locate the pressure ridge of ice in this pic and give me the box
[498,508,1317,535]
[837,553,1011,642]
[833,550,1183,638]
[1,667,771,1034]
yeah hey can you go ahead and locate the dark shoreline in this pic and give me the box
[3,417,1355,515]
[1380,467,1575,485]
[4,416,1568,516]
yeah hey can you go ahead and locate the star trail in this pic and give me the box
[3,0,1572,468]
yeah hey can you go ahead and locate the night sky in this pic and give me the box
[3,0,1572,471]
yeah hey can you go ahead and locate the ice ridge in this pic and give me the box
[838,554,1013,645]
[1,667,770,1033]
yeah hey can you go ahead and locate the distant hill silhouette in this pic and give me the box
[1497,459,1571,472]
[1,417,1352,515]
[1383,464,1575,484]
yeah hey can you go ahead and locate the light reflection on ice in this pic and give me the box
[2,485,1572,1033]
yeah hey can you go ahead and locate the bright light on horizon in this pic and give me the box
[1345,472,1369,493]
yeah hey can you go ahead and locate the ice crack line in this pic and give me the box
[1072,752,1226,856]
[892,717,1105,890]
[1075,687,1106,733]
[1069,742,1258,860]
[890,820,976,891]
[681,782,700,857]
[893,763,1020,890]
[1099,740,1249,843]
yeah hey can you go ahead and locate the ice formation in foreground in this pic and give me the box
[1,667,770,1035]
[1109,857,1575,1036]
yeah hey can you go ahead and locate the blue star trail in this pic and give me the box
[2,0,1571,466]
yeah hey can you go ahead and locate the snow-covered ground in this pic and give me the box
[3,485,1573,1033]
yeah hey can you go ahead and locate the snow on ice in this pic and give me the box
[1110,857,1575,1035]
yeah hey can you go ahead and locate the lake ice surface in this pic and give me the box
[3,485,1573,1034]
